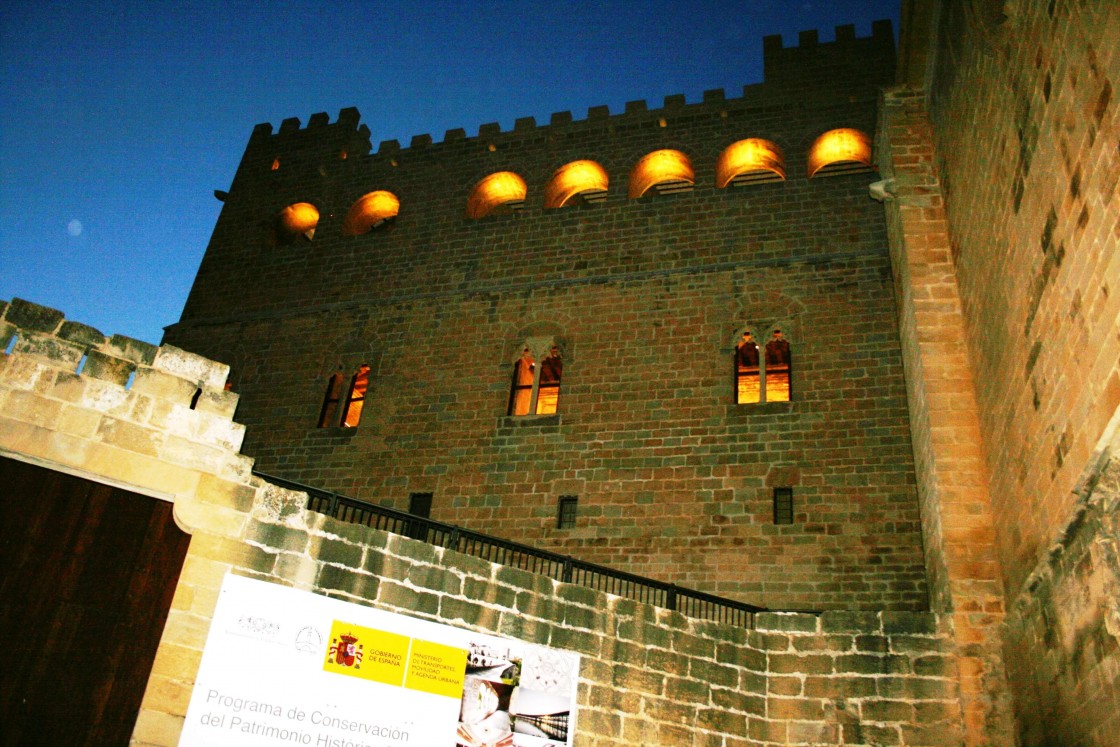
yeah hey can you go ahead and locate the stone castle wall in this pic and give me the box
[164,23,930,612]
[922,1,1120,744]
[0,299,967,746]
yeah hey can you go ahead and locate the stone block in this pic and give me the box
[192,411,246,452]
[131,709,185,746]
[317,564,379,601]
[439,596,499,628]
[406,562,463,596]
[18,331,84,368]
[549,625,603,657]
[107,334,158,365]
[882,611,938,635]
[821,610,882,633]
[193,386,239,418]
[769,653,834,675]
[860,698,915,723]
[191,534,278,573]
[671,629,715,658]
[198,473,258,513]
[309,535,364,567]
[664,675,712,704]
[153,345,229,389]
[696,706,745,734]
[83,349,134,386]
[58,320,105,346]
[97,417,164,457]
[6,298,63,332]
[835,653,910,676]
[562,603,606,631]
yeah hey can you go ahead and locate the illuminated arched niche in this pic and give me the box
[276,202,319,242]
[716,139,786,187]
[628,149,695,198]
[467,172,527,219]
[807,128,873,178]
[343,191,400,235]
[544,160,609,208]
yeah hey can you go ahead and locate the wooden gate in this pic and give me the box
[0,456,191,745]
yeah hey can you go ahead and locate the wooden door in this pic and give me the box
[0,457,191,745]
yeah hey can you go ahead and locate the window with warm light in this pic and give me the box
[343,191,399,235]
[628,149,695,198]
[544,160,609,208]
[276,202,319,243]
[507,343,563,416]
[716,139,786,187]
[736,329,792,404]
[807,128,873,178]
[318,364,370,428]
[467,171,527,218]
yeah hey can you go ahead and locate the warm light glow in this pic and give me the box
[737,377,761,404]
[807,128,873,177]
[544,160,609,208]
[766,371,790,402]
[716,139,786,187]
[343,191,400,235]
[277,202,319,240]
[342,365,370,428]
[628,149,695,198]
[467,171,527,218]
[535,387,559,414]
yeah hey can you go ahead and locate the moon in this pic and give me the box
[67,219,83,237]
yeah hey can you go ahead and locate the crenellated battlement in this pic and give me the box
[0,297,248,475]
[240,22,893,165]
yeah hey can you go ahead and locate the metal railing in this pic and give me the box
[256,471,765,626]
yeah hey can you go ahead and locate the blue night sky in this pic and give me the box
[1,1,899,345]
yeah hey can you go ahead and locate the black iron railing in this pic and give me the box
[255,471,765,626]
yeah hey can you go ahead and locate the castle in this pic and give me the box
[164,18,926,614]
[1,1,1116,745]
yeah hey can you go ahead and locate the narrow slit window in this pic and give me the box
[341,364,370,427]
[508,348,535,416]
[318,372,345,427]
[773,488,794,525]
[557,496,578,529]
[736,331,760,404]
[764,330,791,402]
[536,346,562,414]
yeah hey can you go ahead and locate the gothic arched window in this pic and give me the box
[508,343,563,416]
[319,364,370,427]
[736,329,791,404]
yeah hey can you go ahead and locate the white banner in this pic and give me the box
[180,573,580,747]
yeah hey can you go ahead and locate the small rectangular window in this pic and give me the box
[408,492,433,518]
[773,487,794,525]
[557,496,578,529]
[406,492,433,541]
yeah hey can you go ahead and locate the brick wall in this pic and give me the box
[912,0,1120,744]
[165,26,929,612]
[0,299,968,745]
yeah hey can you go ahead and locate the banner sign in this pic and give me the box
[180,573,581,747]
